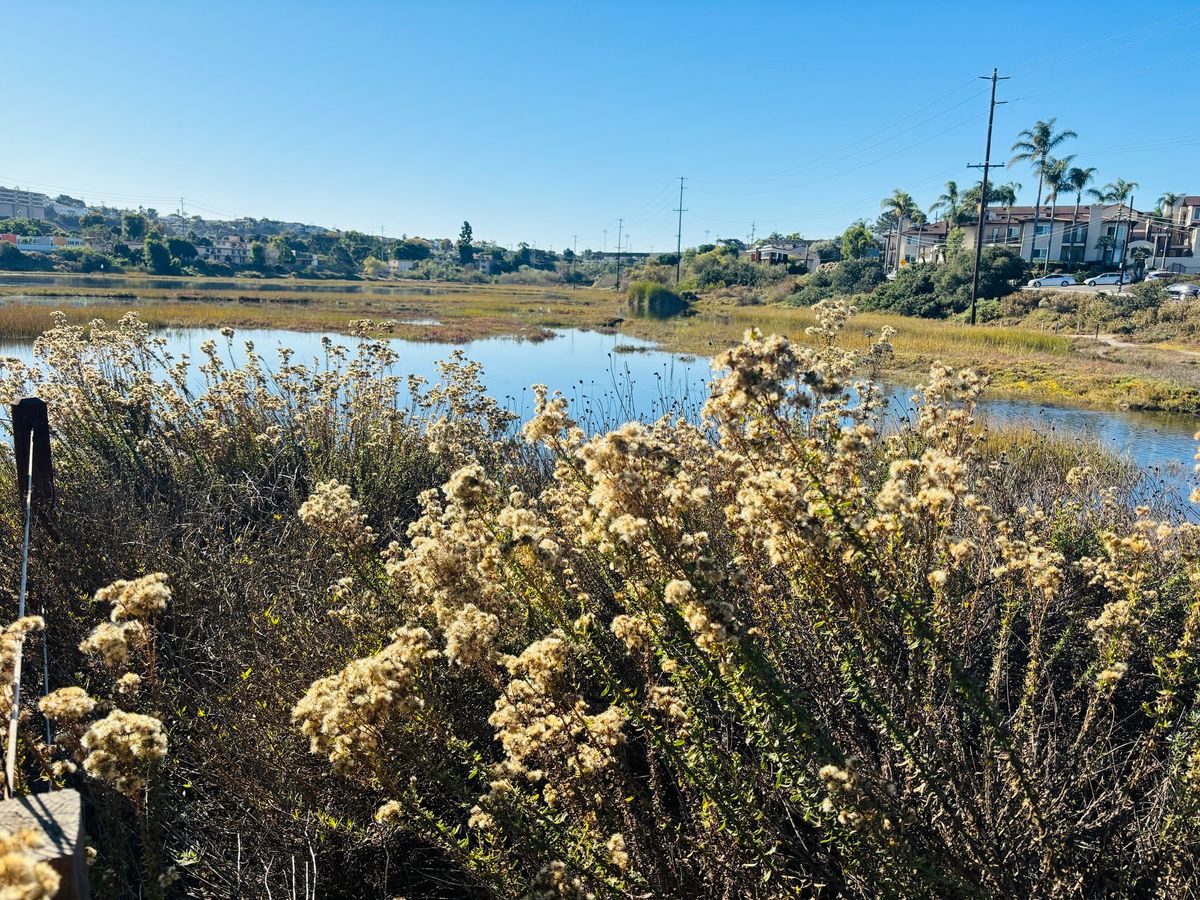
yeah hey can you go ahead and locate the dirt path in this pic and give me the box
[1071,333,1200,358]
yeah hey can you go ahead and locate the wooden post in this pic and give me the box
[0,788,90,898]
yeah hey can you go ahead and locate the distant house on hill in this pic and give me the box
[743,238,821,271]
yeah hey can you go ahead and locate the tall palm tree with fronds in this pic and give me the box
[992,182,1021,248]
[1089,178,1139,265]
[1010,118,1077,263]
[1064,166,1097,266]
[1040,156,1073,270]
[880,188,918,271]
[1158,191,1183,264]
[929,181,966,230]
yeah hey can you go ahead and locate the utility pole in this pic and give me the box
[615,218,623,291]
[1116,194,1134,295]
[674,176,687,284]
[705,229,710,244]
[571,234,577,290]
[750,221,756,244]
[603,229,608,253]
[967,67,1009,326]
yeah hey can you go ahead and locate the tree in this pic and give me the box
[80,210,106,228]
[810,239,841,263]
[930,181,967,230]
[993,182,1021,249]
[143,239,174,275]
[1064,166,1097,266]
[1089,179,1139,266]
[166,237,198,261]
[1156,191,1183,261]
[362,255,387,278]
[840,222,875,260]
[457,221,474,265]
[393,239,431,261]
[880,189,919,271]
[249,241,267,269]
[1010,118,1077,263]
[122,213,147,241]
[269,235,295,266]
[1039,156,1073,271]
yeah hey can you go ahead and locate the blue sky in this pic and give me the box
[6,1,1199,250]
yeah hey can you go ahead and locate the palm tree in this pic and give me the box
[880,188,918,271]
[1089,178,1139,265]
[991,182,1020,248]
[1064,166,1097,266]
[1010,118,1078,263]
[1040,156,1073,271]
[929,181,966,230]
[1157,191,1183,265]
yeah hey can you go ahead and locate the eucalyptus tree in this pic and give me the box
[1064,166,1097,265]
[880,188,920,271]
[1010,118,1077,263]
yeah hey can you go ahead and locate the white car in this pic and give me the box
[1145,270,1175,281]
[1167,283,1200,299]
[1085,272,1130,286]
[1027,274,1077,288]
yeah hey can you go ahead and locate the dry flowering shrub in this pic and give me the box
[0,617,44,718]
[37,686,95,723]
[9,309,1200,895]
[0,828,61,899]
[289,305,1200,897]
[80,710,168,798]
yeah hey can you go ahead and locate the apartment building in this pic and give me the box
[0,187,48,220]
[196,236,252,266]
[899,204,1143,267]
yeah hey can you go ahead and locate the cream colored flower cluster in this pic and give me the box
[37,686,95,723]
[298,480,375,546]
[0,617,44,718]
[0,828,61,898]
[95,572,171,622]
[292,626,439,774]
[80,709,168,798]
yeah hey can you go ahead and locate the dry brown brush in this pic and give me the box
[0,307,1195,897]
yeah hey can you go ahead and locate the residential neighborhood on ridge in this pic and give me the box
[3,179,1199,286]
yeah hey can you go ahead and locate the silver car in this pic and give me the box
[1167,283,1200,299]
[1027,273,1077,288]
[1085,272,1130,286]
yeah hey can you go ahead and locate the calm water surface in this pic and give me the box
[0,324,1195,497]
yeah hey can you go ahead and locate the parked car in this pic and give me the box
[1085,272,1131,286]
[1145,270,1176,281]
[1167,282,1200,299]
[1027,274,1077,288]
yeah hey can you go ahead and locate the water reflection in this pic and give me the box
[0,324,1195,499]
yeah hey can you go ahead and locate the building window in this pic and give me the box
[1032,248,1047,260]
[1035,223,1052,235]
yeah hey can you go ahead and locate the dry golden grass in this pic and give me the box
[2,274,1198,411]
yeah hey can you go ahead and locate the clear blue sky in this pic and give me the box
[6,1,1199,251]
